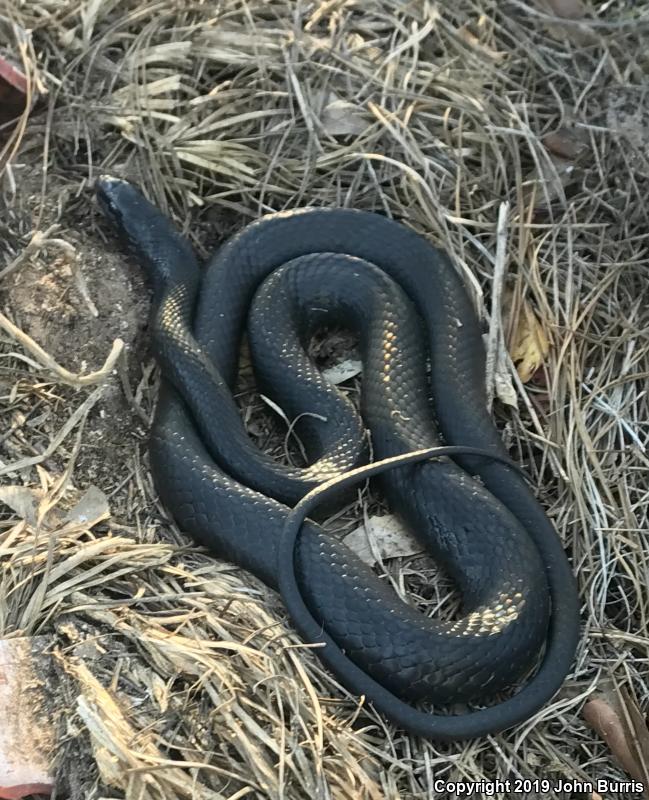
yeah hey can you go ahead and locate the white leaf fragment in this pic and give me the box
[322,359,362,385]
[343,514,422,566]
[64,485,110,525]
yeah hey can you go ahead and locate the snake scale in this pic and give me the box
[96,176,579,740]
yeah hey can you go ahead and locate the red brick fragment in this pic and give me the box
[0,639,55,800]
[0,54,28,124]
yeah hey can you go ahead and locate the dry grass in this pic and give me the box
[1,1,649,798]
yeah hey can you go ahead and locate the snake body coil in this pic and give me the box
[97,176,579,740]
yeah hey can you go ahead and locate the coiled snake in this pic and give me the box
[97,176,579,740]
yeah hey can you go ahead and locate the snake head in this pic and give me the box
[95,175,200,299]
[95,175,150,243]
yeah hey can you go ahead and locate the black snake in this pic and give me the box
[96,176,579,740]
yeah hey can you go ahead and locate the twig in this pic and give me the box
[1,226,100,318]
[0,310,123,386]
[0,225,59,281]
[0,384,105,476]
[484,201,510,410]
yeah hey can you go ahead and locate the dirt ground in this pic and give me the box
[1,2,649,800]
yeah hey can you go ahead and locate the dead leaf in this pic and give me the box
[0,486,45,526]
[535,0,597,45]
[322,98,367,136]
[583,698,639,779]
[506,293,551,382]
[537,0,587,19]
[343,515,421,566]
[64,485,110,526]
[543,128,587,161]
[314,89,367,137]
[583,692,649,792]
[322,358,362,385]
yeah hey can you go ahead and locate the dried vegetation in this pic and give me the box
[1,1,648,798]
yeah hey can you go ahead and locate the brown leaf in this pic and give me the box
[583,698,639,779]
[583,693,649,794]
[506,293,551,383]
[0,486,45,526]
